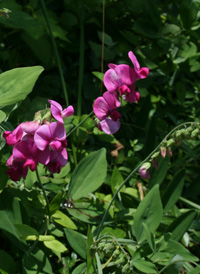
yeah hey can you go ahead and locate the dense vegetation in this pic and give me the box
[0,0,200,273]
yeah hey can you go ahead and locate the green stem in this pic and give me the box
[66,110,94,138]
[36,166,50,217]
[77,1,85,116]
[40,0,69,106]
[95,122,199,240]
[179,196,200,210]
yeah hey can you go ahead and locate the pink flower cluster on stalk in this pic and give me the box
[3,100,74,181]
[93,51,149,134]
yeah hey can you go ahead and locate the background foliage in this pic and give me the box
[0,0,200,273]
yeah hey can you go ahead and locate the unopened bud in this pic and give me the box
[139,162,151,180]
[152,158,159,169]
[167,147,173,157]
[160,146,166,158]
[184,126,193,139]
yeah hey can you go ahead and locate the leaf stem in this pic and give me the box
[40,0,69,106]
[36,166,50,217]
[95,122,199,240]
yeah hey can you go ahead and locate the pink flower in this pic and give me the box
[47,148,68,173]
[48,100,74,124]
[139,163,151,180]
[93,91,121,134]
[6,139,39,181]
[34,122,67,165]
[103,51,149,102]
[3,124,23,146]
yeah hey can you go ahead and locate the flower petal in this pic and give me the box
[99,118,120,134]
[93,96,110,120]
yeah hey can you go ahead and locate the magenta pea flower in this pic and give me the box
[139,163,151,180]
[34,122,67,165]
[93,91,121,134]
[48,100,74,124]
[103,51,149,101]
[3,124,23,146]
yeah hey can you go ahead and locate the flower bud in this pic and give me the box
[167,147,173,157]
[160,146,166,158]
[152,158,159,169]
[115,254,125,266]
[112,248,120,258]
[139,162,151,180]
[103,243,114,253]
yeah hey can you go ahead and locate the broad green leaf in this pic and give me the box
[49,191,63,215]
[134,185,163,242]
[187,267,200,274]
[166,210,196,241]
[162,169,185,211]
[52,210,77,229]
[68,148,107,200]
[111,165,124,194]
[143,222,156,251]
[149,157,170,188]
[43,239,67,253]
[160,239,199,262]
[71,263,86,274]
[14,224,39,240]
[0,110,6,122]
[0,250,16,274]
[23,248,53,274]
[131,259,157,273]
[64,228,87,259]
[0,66,44,108]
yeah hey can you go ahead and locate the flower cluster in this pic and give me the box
[3,100,74,181]
[93,51,149,134]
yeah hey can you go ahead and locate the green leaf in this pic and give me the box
[0,250,16,274]
[68,148,107,200]
[52,210,77,229]
[131,259,157,273]
[134,185,163,242]
[43,239,67,253]
[0,110,6,122]
[49,191,63,215]
[111,166,124,194]
[14,224,39,240]
[143,222,156,252]
[162,169,185,211]
[0,66,44,108]
[92,71,104,81]
[166,210,196,241]
[71,263,87,274]
[149,157,170,188]
[23,248,53,274]
[64,228,87,259]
